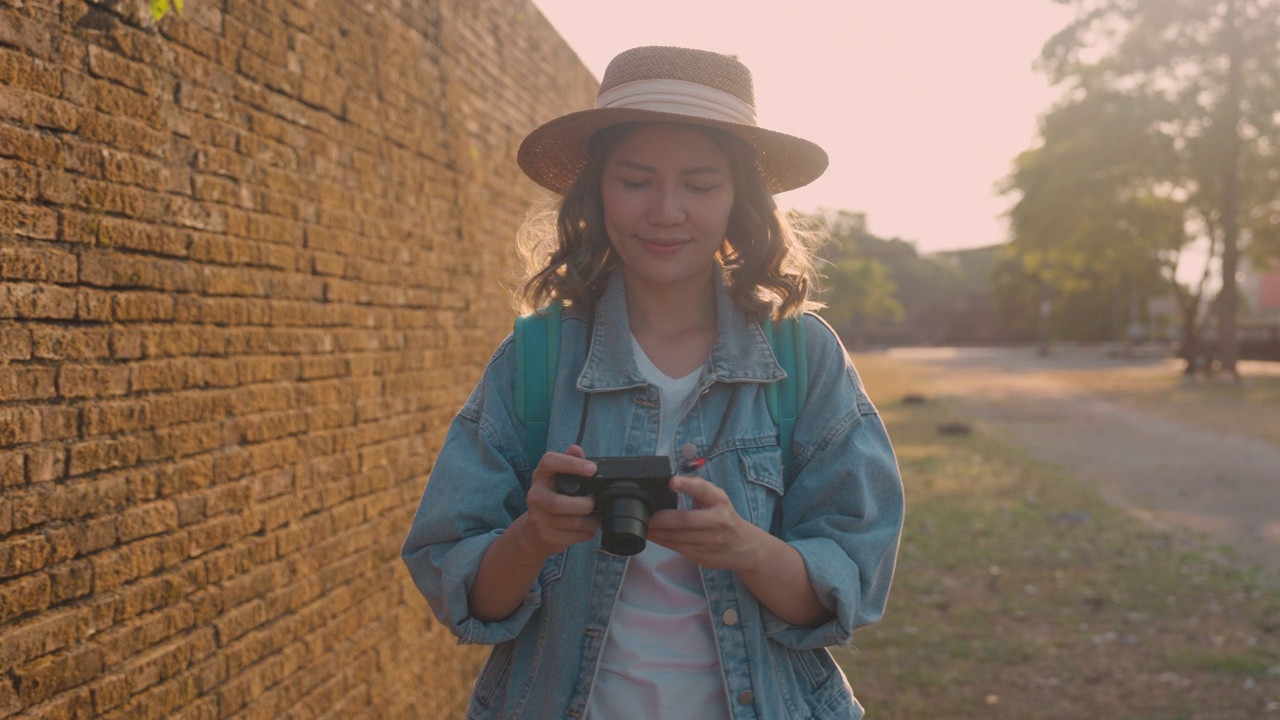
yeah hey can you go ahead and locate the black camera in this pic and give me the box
[554,456,677,556]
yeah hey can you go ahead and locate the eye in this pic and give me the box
[619,179,649,190]
[686,184,718,194]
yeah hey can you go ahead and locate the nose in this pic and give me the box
[647,184,685,226]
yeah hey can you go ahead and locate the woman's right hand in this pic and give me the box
[468,446,601,622]
[518,445,601,559]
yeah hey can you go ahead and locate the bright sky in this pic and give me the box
[530,0,1076,255]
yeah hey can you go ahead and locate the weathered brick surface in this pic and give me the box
[0,0,596,717]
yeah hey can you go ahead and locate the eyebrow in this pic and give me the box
[616,159,725,176]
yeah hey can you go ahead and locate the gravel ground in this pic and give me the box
[888,346,1280,577]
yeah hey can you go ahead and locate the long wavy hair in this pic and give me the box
[516,122,821,320]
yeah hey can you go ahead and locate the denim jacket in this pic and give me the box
[402,276,904,719]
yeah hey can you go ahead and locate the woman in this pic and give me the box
[402,46,904,719]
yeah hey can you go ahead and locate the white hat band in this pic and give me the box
[594,79,758,126]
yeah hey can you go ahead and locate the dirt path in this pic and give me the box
[889,346,1280,576]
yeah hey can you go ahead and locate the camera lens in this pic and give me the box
[600,491,652,556]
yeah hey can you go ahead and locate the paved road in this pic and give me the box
[889,346,1280,576]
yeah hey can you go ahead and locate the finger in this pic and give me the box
[671,474,727,509]
[532,451,597,488]
[528,481,597,516]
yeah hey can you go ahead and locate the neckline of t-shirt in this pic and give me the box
[630,334,702,390]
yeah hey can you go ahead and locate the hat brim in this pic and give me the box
[517,108,829,196]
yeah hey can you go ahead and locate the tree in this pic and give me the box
[1007,0,1280,375]
[999,85,1200,352]
[803,210,1005,347]
[801,212,904,347]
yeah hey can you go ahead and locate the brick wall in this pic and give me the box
[0,0,596,717]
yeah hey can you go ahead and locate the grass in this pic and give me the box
[836,353,1280,720]
[1042,358,1280,446]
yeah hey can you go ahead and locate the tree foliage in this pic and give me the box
[149,0,184,22]
[802,212,903,346]
[802,211,1005,347]
[1002,0,1280,371]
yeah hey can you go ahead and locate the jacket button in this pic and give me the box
[722,608,739,626]
[737,690,754,705]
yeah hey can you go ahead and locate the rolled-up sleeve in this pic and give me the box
[401,342,547,646]
[764,319,904,650]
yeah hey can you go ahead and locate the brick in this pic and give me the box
[0,8,52,58]
[0,47,63,96]
[96,607,174,668]
[186,514,245,559]
[91,673,132,716]
[0,365,58,402]
[80,251,201,292]
[0,86,81,132]
[113,291,176,322]
[0,532,51,579]
[117,502,178,543]
[111,327,145,359]
[0,200,58,240]
[58,364,131,399]
[59,210,102,246]
[85,43,154,91]
[0,326,32,359]
[92,77,159,129]
[8,483,51,531]
[0,158,40,201]
[48,559,93,604]
[129,358,205,393]
[138,421,225,462]
[97,217,189,256]
[68,436,140,477]
[0,606,92,674]
[0,282,76,319]
[82,399,150,436]
[0,571,51,623]
[24,445,66,484]
[30,326,110,360]
[41,406,79,442]
[0,407,41,445]
[0,244,77,282]
[76,287,113,321]
[58,473,129,520]
[13,645,104,706]
[89,534,187,593]
[76,111,167,157]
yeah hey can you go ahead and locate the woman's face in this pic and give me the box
[600,123,735,295]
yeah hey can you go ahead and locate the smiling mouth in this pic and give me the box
[639,238,687,254]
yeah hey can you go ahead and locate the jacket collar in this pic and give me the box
[576,270,786,392]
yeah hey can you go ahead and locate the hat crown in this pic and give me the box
[598,46,755,109]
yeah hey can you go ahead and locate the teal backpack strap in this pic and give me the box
[514,304,561,465]
[762,315,808,473]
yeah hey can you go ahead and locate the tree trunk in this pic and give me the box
[1216,0,1243,378]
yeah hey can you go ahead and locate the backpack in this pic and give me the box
[513,304,808,473]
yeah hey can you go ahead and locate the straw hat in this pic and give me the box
[517,46,829,195]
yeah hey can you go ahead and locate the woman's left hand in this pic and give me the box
[645,474,769,574]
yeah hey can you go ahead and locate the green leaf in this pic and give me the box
[149,0,170,21]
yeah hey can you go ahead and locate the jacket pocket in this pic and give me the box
[770,645,848,718]
[738,446,785,529]
[473,640,515,708]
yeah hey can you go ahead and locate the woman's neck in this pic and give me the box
[622,271,718,378]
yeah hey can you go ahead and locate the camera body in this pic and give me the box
[554,456,677,556]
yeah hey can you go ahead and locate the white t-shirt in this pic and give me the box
[584,337,732,720]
